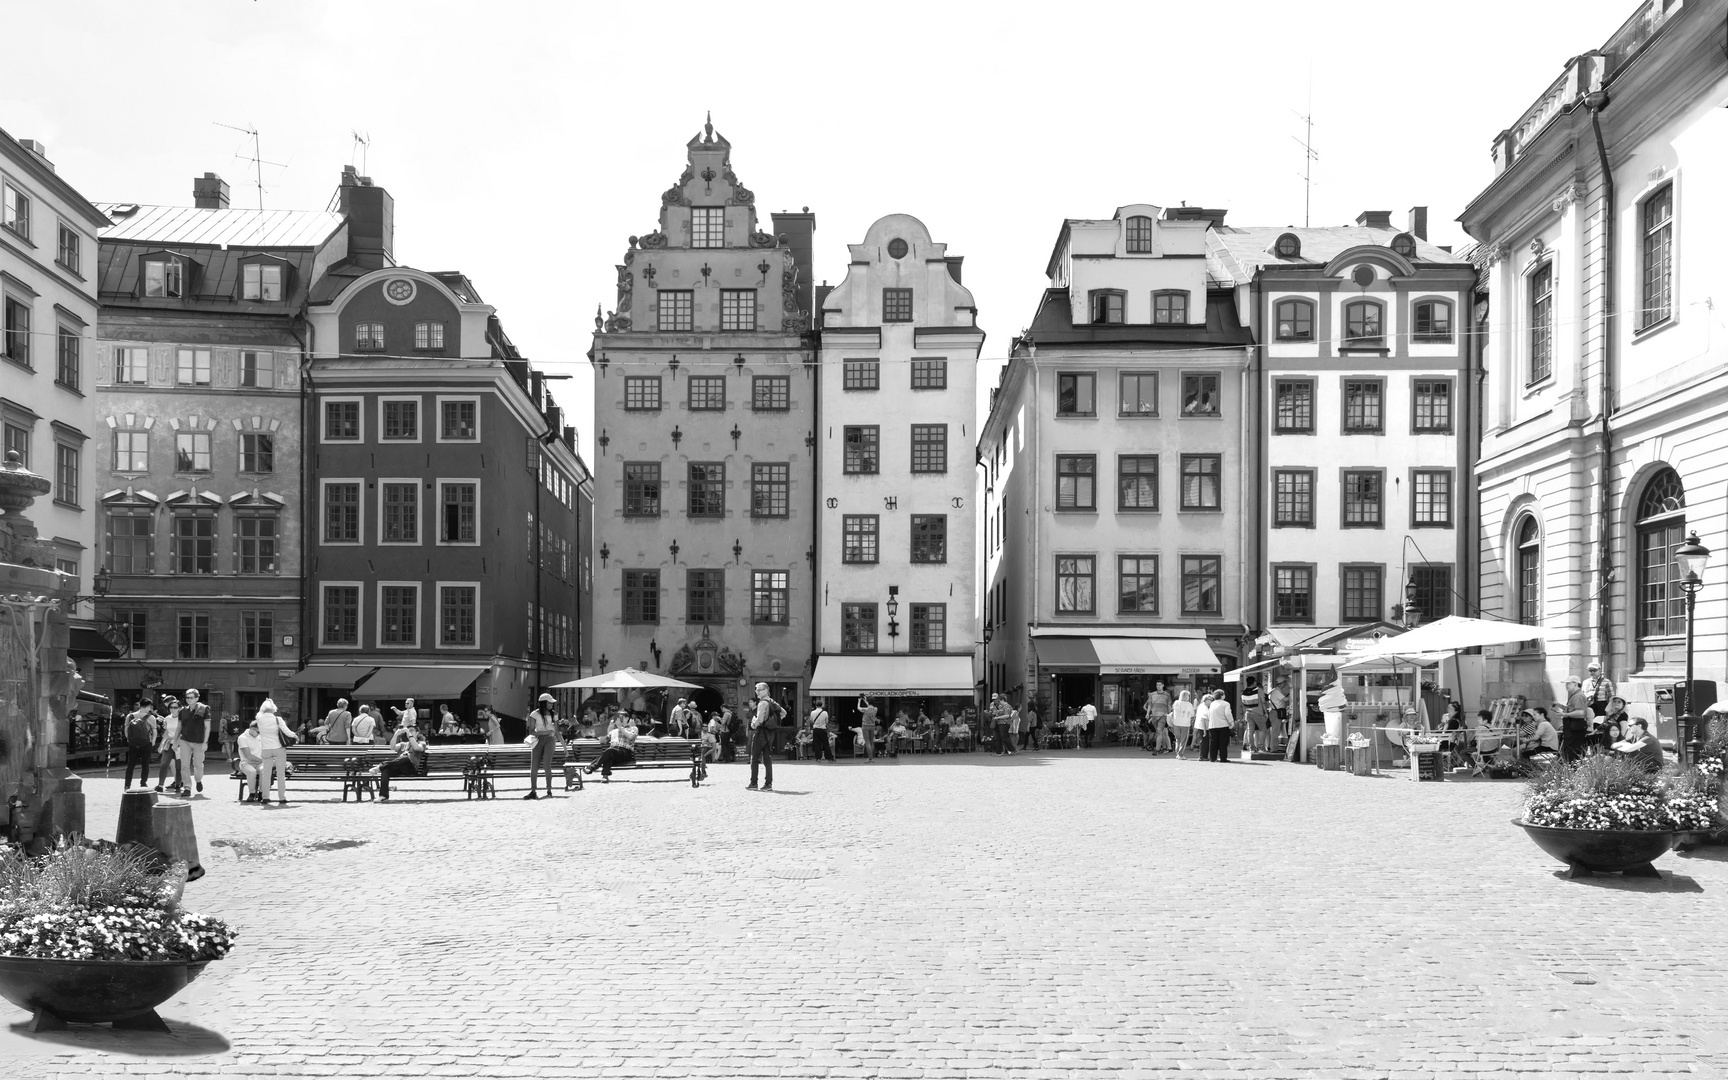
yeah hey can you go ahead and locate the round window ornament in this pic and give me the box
[384,278,417,305]
[887,238,909,259]
[1351,265,1375,288]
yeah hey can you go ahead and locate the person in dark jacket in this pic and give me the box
[122,702,158,789]
[176,688,212,796]
[747,682,784,791]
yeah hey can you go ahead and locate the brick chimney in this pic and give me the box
[338,165,395,270]
[1355,210,1393,229]
[17,139,53,171]
[1408,206,1428,240]
[193,172,230,210]
[771,208,817,317]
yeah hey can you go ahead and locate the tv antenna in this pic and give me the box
[351,131,370,174]
[1291,79,1317,228]
[212,121,288,210]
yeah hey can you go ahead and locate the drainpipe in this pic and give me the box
[291,323,311,722]
[1586,91,1616,670]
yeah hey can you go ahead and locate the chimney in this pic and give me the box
[17,139,53,171]
[530,370,545,410]
[1355,210,1393,229]
[770,208,817,317]
[193,172,230,210]
[338,165,395,270]
[1161,206,1228,228]
[945,256,964,285]
[562,425,576,450]
[1407,206,1428,240]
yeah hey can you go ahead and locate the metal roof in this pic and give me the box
[97,203,344,249]
[1206,225,1467,286]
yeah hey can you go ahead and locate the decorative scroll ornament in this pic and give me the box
[723,162,755,206]
[662,164,694,208]
[1551,182,1583,213]
[638,231,669,250]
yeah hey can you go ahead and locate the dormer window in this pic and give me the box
[1274,233,1301,258]
[1390,233,1417,258]
[143,258,183,298]
[1152,291,1188,325]
[1125,215,1154,253]
[242,262,283,301]
[1089,290,1125,325]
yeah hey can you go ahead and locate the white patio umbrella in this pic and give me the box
[1341,615,1571,660]
[547,668,702,690]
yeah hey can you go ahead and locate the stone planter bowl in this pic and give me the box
[0,954,209,1030]
[1513,818,1683,877]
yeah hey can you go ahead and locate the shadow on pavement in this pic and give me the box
[6,1017,230,1057]
[1548,869,1704,892]
[1675,844,1728,863]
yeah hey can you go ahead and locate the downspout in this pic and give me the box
[291,322,312,724]
[975,446,989,697]
[1238,350,1251,672]
[1586,91,1615,668]
[807,341,820,684]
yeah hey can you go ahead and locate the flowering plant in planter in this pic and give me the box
[0,841,235,963]
[1522,755,1725,832]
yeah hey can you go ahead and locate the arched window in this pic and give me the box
[1516,515,1541,625]
[1412,299,1453,342]
[1390,232,1417,258]
[1274,232,1301,258]
[1274,298,1314,341]
[1343,299,1384,347]
[1636,468,1687,639]
[1125,216,1154,253]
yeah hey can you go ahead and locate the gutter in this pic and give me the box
[291,320,311,719]
[1586,91,1616,668]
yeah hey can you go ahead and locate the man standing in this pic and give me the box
[1557,677,1592,762]
[1581,662,1615,718]
[857,696,880,762]
[320,698,353,745]
[748,682,783,791]
[1205,691,1235,762]
[808,698,834,762]
[122,701,158,789]
[1079,701,1097,749]
[177,688,212,796]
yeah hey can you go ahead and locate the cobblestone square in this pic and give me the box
[6,753,1728,1079]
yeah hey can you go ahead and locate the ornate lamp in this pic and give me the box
[1675,531,1712,762]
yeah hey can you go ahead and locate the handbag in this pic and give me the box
[279,722,299,748]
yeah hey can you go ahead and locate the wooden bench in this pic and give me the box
[563,737,705,790]
[244,744,568,801]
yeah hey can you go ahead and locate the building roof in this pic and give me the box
[1206,225,1465,286]
[1025,287,1252,347]
[98,203,344,249]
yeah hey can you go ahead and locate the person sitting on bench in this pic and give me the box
[583,714,639,780]
[369,723,428,801]
[236,719,264,802]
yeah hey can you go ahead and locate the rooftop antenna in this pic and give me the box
[213,121,287,211]
[1291,76,1317,228]
[351,130,370,175]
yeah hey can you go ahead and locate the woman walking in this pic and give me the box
[254,699,295,805]
[154,696,184,795]
[1170,690,1196,760]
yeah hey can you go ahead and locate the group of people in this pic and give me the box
[308,697,506,746]
[120,688,215,796]
[1129,686,1247,761]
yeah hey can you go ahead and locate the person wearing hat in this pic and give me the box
[1581,662,1615,719]
[524,693,560,799]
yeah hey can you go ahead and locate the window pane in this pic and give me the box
[1118,556,1158,613]
[911,515,947,563]
[720,289,756,331]
[910,425,947,474]
[1274,380,1313,432]
[752,376,790,411]
[882,288,913,322]
[658,290,694,331]
[1117,455,1157,510]
[1119,373,1157,416]
[1056,455,1096,511]
[1343,380,1383,432]
[843,426,878,474]
[1180,374,1219,416]
[1181,556,1220,613]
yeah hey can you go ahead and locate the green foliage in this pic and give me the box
[0,840,165,914]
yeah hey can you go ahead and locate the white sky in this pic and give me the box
[6,0,1641,458]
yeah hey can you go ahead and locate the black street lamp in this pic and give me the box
[885,586,900,644]
[1675,531,1711,763]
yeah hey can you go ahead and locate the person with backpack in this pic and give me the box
[747,682,784,791]
[808,698,834,762]
[176,688,212,796]
[122,701,158,789]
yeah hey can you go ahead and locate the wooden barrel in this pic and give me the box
[149,798,204,882]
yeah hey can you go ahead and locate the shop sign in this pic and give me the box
[1101,664,1150,675]
[276,669,294,678]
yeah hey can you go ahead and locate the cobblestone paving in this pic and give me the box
[6,752,1728,1078]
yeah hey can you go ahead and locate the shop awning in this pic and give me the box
[809,655,975,698]
[283,665,378,689]
[67,627,121,659]
[1033,638,1100,667]
[353,665,487,699]
[1091,637,1221,675]
[1223,658,1284,684]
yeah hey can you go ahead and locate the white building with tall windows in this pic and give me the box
[808,214,982,741]
[1461,0,1728,727]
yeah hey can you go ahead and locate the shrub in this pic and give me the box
[1522,756,1726,832]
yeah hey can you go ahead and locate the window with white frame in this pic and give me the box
[690,207,725,248]
[176,349,210,386]
[2,183,31,241]
[235,512,279,574]
[439,399,478,440]
[1528,262,1553,384]
[323,399,361,441]
[242,263,283,301]
[112,430,148,473]
[381,399,419,441]
[439,584,478,646]
[380,482,420,543]
[1640,184,1673,330]
[113,346,148,385]
[322,584,361,646]
[439,481,478,543]
[413,322,444,349]
[322,481,361,543]
[143,258,182,298]
[354,322,385,351]
[240,350,274,388]
[174,432,210,473]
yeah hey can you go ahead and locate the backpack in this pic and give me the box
[124,713,153,749]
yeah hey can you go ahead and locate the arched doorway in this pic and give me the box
[691,684,724,717]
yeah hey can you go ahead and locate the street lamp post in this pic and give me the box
[1674,531,1711,764]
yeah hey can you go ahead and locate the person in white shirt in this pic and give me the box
[253,699,296,805]
[1204,691,1235,762]
[350,704,378,745]
[236,721,265,803]
[154,697,185,795]
[1171,691,1196,759]
[857,696,880,761]
[808,700,834,762]
[1079,702,1098,748]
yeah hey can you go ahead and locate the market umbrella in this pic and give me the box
[547,668,701,690]
[1340,615,1571,660]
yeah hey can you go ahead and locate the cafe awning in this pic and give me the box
[1223,658,1285,684]
[809,655,975,698]
[1033,638,1100,667]
[67,627,121,659]
[1091,637,1221,675]
[283,665,378,689]
[353,665,487,699]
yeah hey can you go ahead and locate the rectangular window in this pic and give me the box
[1056,455,1096,511]
[1117,455,1158,511]
[1275,298,1314,341]
[240,433,274,473]
[55,327,79,389]
[321,585,360,646]
[439,482,478,543]
[1273,565,1314,623]
[1274,469,1315,527]
[1118,555,1159,614]
[910,515,947,564]
[1413,300,1453,342]
[54,444,78,506]
[2,297,30,364]
[1341,564,1384,622]
[1529,262,1553,385]
[236,513,278,574]
[1342,470,1383,527]
[910,358,947,389]
[688,376,726,411]
[1119,372,1157,416]
[382,399,419,440]
[1056,372,1095,416]
[413,322,444,349]
[1153,291,1188,324]
[882,288,913,322]
[381,482,419,543]
[657,290,694,331]
[910,424,947,474]
[57,222,80,274]
[720,289,756,331]
[172,514,216,575]
[750,463,788,518]
[624,376,662,411]
[2,184,30,240]
[752,375,789,411]
[354,323,385,351]
[1181,555,1221,614]
[624,463,661,517]
[687,463,724,517]
[113,430,148,473]
[1180,454,1221,510]
[380,585,419,646]
[843,426,879,474]
[439,585,477,646]
[750,570,788,625]
[238,350,274,388]
[440,399,477,440]
[1641,185,1673,329]
[241,610,274,659]
[843,359,880,391]
[116,610,147,656]
[842,515,879,564]
[690,207,725,249]
[1089,291,1124,324]
[3,423,26,467]
[174,432,211,473]
[176,612,210,659]
[1342,379,1384,433]
[324,400,361,441]
[106,508,153,573]
[1412,379,1453,433]
[114,346,148,385]
[241,263,283,301]
[841,603,880,653]
[1409,564,1453,622]
[1274,379,1314,433]
[1056,555,1096,613]
[324,482,360,542]
[910,603,946,653]
[1181,373,1221,417]
[1412,469,1453,527]
[686,569,724,624]
[623,570,660,623]
[143,259,182,298]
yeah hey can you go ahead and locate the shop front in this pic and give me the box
[1030,631,1226,742]
[809,654,976,755]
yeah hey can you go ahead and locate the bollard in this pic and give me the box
[116,788,157,847]
[149,798,204,882]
